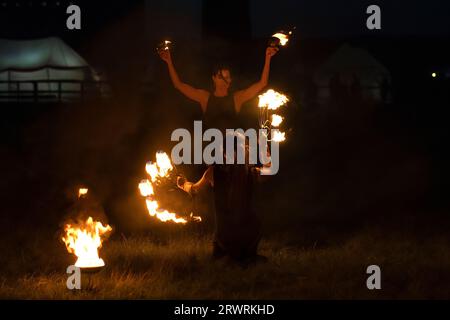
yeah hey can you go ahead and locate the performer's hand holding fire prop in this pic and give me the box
[157,40,172,52]
[266,46,279,59]
[177,166,214,195]
[268,28,295,48]
[259,28,294,142]
[157,40,172,63]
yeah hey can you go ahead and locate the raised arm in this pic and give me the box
[159,48,209,111]
[234,47,278,112]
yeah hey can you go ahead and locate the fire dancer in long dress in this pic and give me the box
[158,45,278,263]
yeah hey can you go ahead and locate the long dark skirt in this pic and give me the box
[212,164,261,260]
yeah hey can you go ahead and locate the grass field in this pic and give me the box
[1,91,449,300]
[1,222,449,299]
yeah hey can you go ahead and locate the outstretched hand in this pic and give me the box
[266,47,279,59]
[176,175,193,194]
[158,48,171,63]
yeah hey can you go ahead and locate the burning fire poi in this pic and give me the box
[62,216,112,268]
[269,29,294,48]
[78,188,88,198]
[271,130,286,142]
[258,89,289,110]
[157,40,172,52]
[271,114,283,127]
[271,33,290,46]
[258,89,289,142]
[139,151,201,224]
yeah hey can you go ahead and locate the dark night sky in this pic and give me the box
[147,0,450,37]
[1,0,449,39]
[250,0,450,37]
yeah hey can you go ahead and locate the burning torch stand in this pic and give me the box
[80,266,103,291]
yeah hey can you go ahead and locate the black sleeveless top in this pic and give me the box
[203,93,238,133]
[203,93,260,258]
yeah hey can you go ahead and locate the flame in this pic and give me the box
[145,199,187,224]
[272,131,286,142]
[157,40,172,52]
[138,179,153,197]
[155,152,173,176]
[163,40,172,50]
[258,89,289,110]
[78,188,88,198]
[145,151,173,182]
[139,152,201,224]
[258,90,289,142]
[145,162,159,182]
[271,114,283,127]
[272,33,289,46]
[62,217,112,268]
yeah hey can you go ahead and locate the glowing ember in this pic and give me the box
[190,212,202,222]
[271,114,283,127]
[258,89,289,110]
[78,188,88,198]
[62,217,112,268]
[272,33,289,46]
[139,151,201,224]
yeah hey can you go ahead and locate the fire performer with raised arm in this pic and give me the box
[158,43,278,264]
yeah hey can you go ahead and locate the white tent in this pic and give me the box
[0,37,99,101]
[314,44,391,103]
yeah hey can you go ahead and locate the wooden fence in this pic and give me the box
[0,80,111,103]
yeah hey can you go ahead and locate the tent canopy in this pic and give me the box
[0,37,88,72]
[314,44,390,87]
[0,38,106,102]
[314,44,391,102]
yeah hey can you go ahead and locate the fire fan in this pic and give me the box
[139,151,202,224]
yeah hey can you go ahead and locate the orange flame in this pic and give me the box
[62,217,112,268]
[272,130,286,142]
[163,40,172,50]
[258,89,289,110]
[258,90,289,142]
[272,33,289,46]
[139,152,201,224]
[78,188,88,198]
[271,114,283,127]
